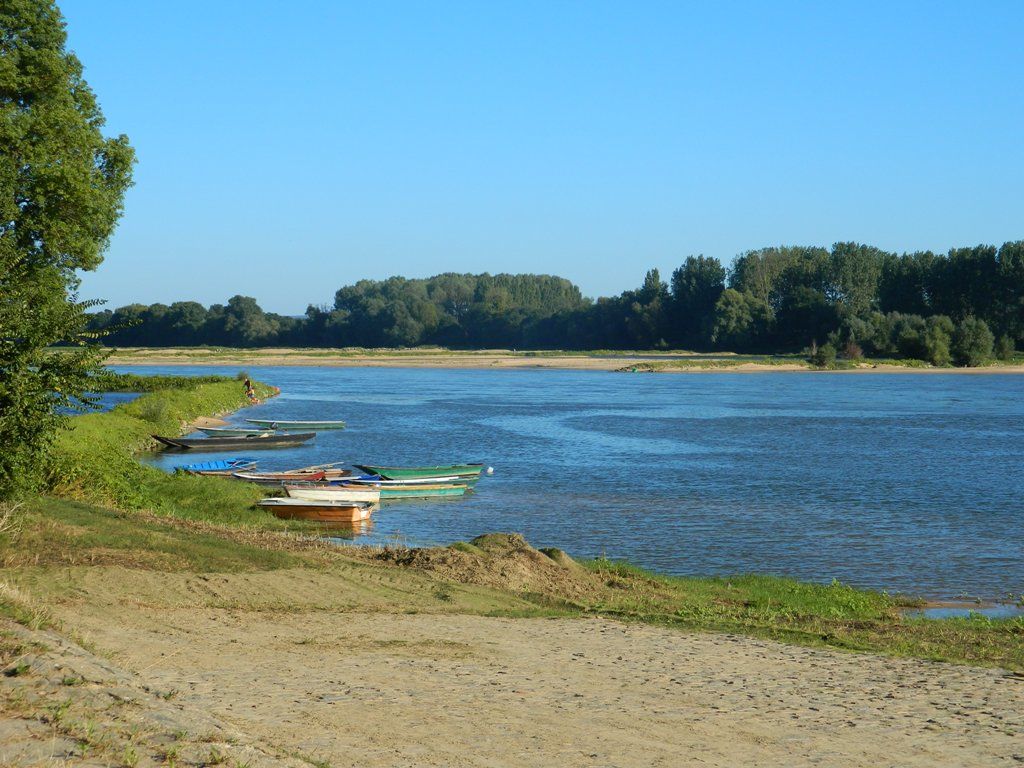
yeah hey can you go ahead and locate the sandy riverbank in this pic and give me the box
[103,347,1024,373]
[11,565,1021,768]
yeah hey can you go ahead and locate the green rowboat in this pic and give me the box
[378,483,468,499]
[354,463,485,481]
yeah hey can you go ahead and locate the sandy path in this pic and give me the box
[60,607,1023,767]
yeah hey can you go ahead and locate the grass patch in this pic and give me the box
[576,559,1024,670]
[0,497,303,572]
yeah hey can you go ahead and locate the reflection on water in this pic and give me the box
[123,365,1024,601]
[907,604,1024,620]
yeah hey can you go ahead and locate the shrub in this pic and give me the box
[994,335,1016,361]
[952,317,994,367]
[842,339,863,360]
[809,343,837,369]
[923,315,954,366]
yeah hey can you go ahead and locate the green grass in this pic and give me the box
[89,371,236,392]
[0,497,302,572]
[577,559,1024,670]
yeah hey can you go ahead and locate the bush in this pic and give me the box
[923,315,954,366]
[809,343,837,369]
[952,317,994,367]
[995,335,1016,361]
[842,339,863,360]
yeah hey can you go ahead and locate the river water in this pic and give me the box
[122,365,1024,601]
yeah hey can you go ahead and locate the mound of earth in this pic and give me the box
[365,533,600,601]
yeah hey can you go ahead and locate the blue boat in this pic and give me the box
[175,457,257,475]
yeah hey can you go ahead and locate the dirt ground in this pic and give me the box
[18,567,1022,768]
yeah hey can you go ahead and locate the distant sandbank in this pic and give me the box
[102,346,1024,373]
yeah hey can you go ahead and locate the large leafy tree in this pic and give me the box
[669,255,725,347]
[0,0,134,497]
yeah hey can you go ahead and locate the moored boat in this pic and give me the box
[234,464,352,484]
[152,433,316,451]
[284,485,381,504]
[343,475,467,486]
[245,419,346,431]
[199,426,275,437]
[258,498,374,523]
[353,463,486,481]
[176,458,258,475]
[369,482,468,499]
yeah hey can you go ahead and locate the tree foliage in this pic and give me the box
[0,0,134,498]
[87,240,1023,367]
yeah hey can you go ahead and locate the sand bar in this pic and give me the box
[104,347,1024,373]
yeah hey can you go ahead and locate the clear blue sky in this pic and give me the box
[64,0,1024,315]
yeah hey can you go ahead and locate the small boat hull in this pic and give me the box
[258,498,373,523]
[245,419,346,431]
[353,463,484,481]
[176,458,258,476]
[199,427,275,437]
[284,485,381,504]
[377,483,468,499]
[152,433,316,451]
[234,468,352,484]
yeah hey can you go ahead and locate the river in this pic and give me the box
[122,365,1024,601]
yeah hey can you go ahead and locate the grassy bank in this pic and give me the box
[46,374,290,526]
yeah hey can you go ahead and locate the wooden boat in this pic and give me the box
[233,464,352,484]
[344,475,466,486]
[353,463,486,481]
[284,485,381,504]
[176,458,257,476]
[366,482,468,499]
[237,470,327,483]
[199,426,275,437]
[258,498,373,523]
[151,432,315,451]
[245,419,346,431]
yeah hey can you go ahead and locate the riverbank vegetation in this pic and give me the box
[0,1,135,500]
[46,375,285,525]
[86,242,1022,368]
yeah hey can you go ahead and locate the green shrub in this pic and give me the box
[952,317,994,367]
[809,343,837,369]
[923,315,954,366]
[995,335,1016,361]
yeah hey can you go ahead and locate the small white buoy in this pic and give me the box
[486,466,494,475]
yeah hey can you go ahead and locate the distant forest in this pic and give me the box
[88,241,1023,365]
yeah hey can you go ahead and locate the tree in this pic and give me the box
[669,255,725,347]
[828,242,884,317]
[952,317,994,367]
[710,289,769,350]
[623,269,669,347]
[0,1,134,497]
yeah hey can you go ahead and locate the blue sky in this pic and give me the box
[65,0,1024,314]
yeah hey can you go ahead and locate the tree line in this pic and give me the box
[87,241,1023,365]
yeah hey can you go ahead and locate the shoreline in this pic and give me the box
[102,347,1024,374]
